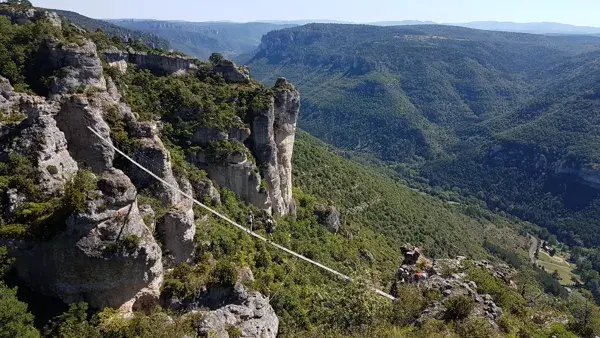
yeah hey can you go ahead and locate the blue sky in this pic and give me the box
[33,0,600,26]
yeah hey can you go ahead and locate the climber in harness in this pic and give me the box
[414,272,428,283]
[246,213,254,232]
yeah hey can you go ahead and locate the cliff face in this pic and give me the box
[0,8,299,329]
[249,78,300,216]
[103,47,197,76]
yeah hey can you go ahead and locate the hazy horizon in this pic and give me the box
[33,0,600,28]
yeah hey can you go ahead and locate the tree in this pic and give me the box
[443,295,475,321]
[42,302,100,338]
[0,282,39,338]
[209,52,224,65]
[3,0,33,6]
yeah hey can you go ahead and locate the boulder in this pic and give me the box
[159,207,195,265]
[314,205,341,233]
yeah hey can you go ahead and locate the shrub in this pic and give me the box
[212,261,237,287]
[390,284,427,326]
[209,52,224,65]
[226,325,242,338]
[453,317,496,338]
[103,235,141,254]
[46,165,58,175]
[42,302,100,338]
[443,295,475,321]
[63,170,97,212]
[121,235,141,250]
[0,224,28,239]
[0,282,39,338]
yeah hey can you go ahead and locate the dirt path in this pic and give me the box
[529,235,538,264]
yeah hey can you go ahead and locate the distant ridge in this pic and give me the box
[453,21,600,35]
[47,9,171,49]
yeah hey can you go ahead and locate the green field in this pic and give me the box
[536,251,580,286]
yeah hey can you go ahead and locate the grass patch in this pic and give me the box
[536,251,580,286]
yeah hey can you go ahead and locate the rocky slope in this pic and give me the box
[0,6,294,333]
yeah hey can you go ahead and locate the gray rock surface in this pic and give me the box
[212,59,250,83]
[103,48,196,76]
[194,285,278,338]
[273,78,300,215]
[554,160,600,189]
[55,95,115,174]
[314,205,341,233]
[131,135,183,206]
[192,178,221,206]
[8,95,79,195]
[249,79,299,216]
[192,125,228,145]
[191,150,272,212]
[11,169,164,312]
[160,208,195,265]
[49,39,106,95]
[228,122,251,143]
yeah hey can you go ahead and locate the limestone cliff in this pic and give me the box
[0,10,296,336]
[248,78,300,216]
[0,77,162,312]
[103,47,196,76]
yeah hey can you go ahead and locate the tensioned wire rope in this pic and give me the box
[88,126,397,301]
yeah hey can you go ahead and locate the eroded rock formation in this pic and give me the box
[248,78,300,216]
[10,169,164,313]
[0,11,294,333]
[103,47,196,76]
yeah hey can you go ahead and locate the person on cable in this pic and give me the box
[246,213,254,232]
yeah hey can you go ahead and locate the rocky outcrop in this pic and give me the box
[120,112,196,265]
[393,250,513,329]
[212,60,250,83]
[0,6,61,27]
[175,269,277,338]
[103,47,196,76]
[160,208,195,265]
[192,125,228,145]
[156,177,195,265]
[195,285,278,338]
[49,39,106,95]
[489,142,600,190]
[55,95,115,174]
[314,205,341,233]
[10,169,164,312]
[272,78,300,215]
[191,150,271,212]
[249,78,300,216]
[554,160,600,189]
[0,79,78,195]
[192,178,221,206]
